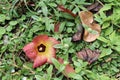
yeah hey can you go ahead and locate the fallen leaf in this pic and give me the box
[72,31,82,41]
[57,58,75,77]
[54,22,60,32]
[57,5,77,18]
[87,1,103,12]
[79,11,101,42]
[72,25,83,41]
[77,49,100,64]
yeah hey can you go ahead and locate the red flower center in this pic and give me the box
[37,44,46,52]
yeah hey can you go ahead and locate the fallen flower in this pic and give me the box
[57,58,75,77]
[57,5,77,18]
[77,49,100,64]
[79,11,101,42]
[23,35,59,68]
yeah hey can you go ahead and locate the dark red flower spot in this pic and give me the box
[37,44,46,52]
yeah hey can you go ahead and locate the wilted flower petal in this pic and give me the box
[57,58,75,77]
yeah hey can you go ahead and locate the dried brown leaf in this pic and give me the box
[72,31,82,41]
[77,49,100,64]
[57,5,77,18]
[79,11,101,42]
[87,1,103,12]
[54,22,60,32]
[72,25,83,41]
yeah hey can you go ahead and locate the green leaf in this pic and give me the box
[100,48,113,58]
[53,44,63,48]
[59,22,66,32]
[6,26,13,32]
[60,13,74,19]
[97,36,109,43]
[67,28,72,33]
[102,22,110,29]
[52,58,61,69]
[105,26,113,36]
[31,25,40,33]
[9,21,18,26]
[109,31,116,44]
[99,4,112,12]
[47,65,53,80]
[0,27,6,38]
[0,14,6,22]
[66,22,75,26]
[68,73,83,80]
[113,46,120,53]
[35,75,45,80]
[41,2,48,17]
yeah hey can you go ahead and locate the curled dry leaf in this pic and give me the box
[77,49,100,64]
[72,25,83,41]
[87,1,103,12]
[54,22,60,32]
[79,11,101,42]
[57,5,77,18]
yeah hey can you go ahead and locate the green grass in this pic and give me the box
[0,0,120,80]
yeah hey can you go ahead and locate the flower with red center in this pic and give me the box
[23,35,59,68]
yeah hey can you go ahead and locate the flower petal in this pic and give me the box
[49,37,60,45]
[57,58,75,77]
[46,47,56,63]
[23,42,37,60]
[65,64,75,75]
[33,56,47,68]
[33,35,49,45]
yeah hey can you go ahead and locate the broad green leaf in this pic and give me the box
[0,14,6,22]
[48,3,57,7]
[73,6,80,13]
[105,26,113,36]
[99,4,112,12]
[100,48,112,58]
[0,27,6,38]
[53,44,63,48]
[41,2,48,17]
[97,36,109,43]
[102,22,110,29]
[99,74,113,80]
[6,26,13,32]
[9,21,18,26]
[35,75,45,80]
[109,31,116,44]
[52,58,61,69]
[60,13,74,19]
[113,46,120,53]
[68,73,83,80]
[66,22,75,26]
[59,22,66,32]
[100,11,107,19]
[31,15,42,21]
[67,28,72,33]
[62,0,67,5]
[47,65,53,80]
[31,25,41,32]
